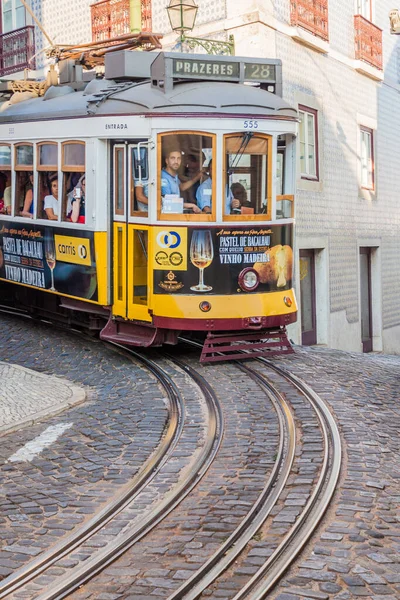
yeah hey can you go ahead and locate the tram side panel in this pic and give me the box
[0,221,108,306]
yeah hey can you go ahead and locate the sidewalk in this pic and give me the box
[0,362,86,436]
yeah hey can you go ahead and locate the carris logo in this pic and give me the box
[78,244,87,259]
[156,231,181,249]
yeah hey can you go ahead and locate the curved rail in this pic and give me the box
[0,346,184,598]
[1,325,342,600]
[232,358,342,600]
[174,339,341,600]
[167,362,296,600]
[26,350,224,600]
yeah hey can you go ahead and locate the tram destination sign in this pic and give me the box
[151,53,282,94]
[173,58,240,80]
[172,59,276,83]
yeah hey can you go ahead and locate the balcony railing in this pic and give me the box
[290,0,329,41]
[0,26,35,77]
[91,0,152,42]
[354,14,382,71]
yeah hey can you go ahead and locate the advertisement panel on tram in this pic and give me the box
[152,224,293,296]
[0,222,99,301]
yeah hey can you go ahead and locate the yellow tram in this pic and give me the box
[0,52,298,361]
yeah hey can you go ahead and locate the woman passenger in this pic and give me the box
[20,172,34,218]
[229,182,250,214]
[44,174,59,220]
[70,175,85,224]
[0,172,11,215]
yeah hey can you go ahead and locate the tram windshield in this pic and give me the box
[159,132,214,218]
[225,133,271,218]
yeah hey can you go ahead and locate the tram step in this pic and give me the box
[200,328,294,363]
[100,317,165,347]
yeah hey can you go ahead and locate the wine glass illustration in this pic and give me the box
[190,230,213,292]
[44,236,56,292]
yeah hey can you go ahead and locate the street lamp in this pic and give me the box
[166,0,235,55]
[167,0,198,36]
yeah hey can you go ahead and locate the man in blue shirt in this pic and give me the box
[161,149,203,213]
[196,160,212,213]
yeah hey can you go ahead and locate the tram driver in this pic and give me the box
[161,149,203,214]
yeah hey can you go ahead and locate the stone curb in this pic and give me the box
[0,361,87,437]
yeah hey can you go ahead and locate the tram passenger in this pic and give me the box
[231,182,250,213]
[65,173,81,219]
[225,182,248,214]
[182,153,204,204]
[0,172,6,212]
[0,172,11,215]
[44,174,59,220]
[3,184,11,215]
[19,172,34,218]
[135,179,148,212]
[196,160,212,214]
[161,149,202,214]
[70,175,85,224]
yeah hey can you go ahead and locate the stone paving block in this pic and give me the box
[285,588,329,599]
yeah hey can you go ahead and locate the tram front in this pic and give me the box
[101,52,298,361]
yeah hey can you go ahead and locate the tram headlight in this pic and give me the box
[283,296,293,307]
[238,268,260,292]
[199,301,212,312]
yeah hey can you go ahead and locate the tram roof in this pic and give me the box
[0,79,297,123]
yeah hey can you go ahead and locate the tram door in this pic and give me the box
[112,143,151,322]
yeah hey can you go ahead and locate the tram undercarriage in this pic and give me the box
[2,283,294,362]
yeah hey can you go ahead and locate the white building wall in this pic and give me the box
[41,0,93,54]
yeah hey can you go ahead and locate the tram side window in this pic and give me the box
[37,143,59,220]
[0,145,12,215]
[114,146,125,216]
[61,142,85,223]
[159,133,214,217]
[15,144,34,218]
[224,134,271,219]
[131,146,149,214]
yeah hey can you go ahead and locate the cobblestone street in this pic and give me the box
[0,315,169,578]
[0,314,399,600]
[271,348,400,600]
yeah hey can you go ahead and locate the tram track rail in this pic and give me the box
[166,361,296,600]
[231,358,342,600]
[0,344,184,598]
[0,341,223,600]
[0,313,342,600]
[166,340,342,600]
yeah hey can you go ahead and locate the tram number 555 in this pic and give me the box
[243,120,259,129]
